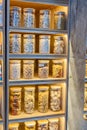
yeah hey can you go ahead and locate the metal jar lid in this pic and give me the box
[9,60,21,64]
[23,34,35,39]
[10,6,21,11]
[10,34,21,38]
[23,8,35,13]
[39,35,50,39]
[23,60,34,64]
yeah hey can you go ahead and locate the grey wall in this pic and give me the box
[68,0,87,130]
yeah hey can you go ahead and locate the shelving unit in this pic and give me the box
[4,0,70,130]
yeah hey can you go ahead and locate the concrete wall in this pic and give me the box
[68,0,87,130]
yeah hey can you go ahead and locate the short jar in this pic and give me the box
[9,60,21,80]
[23,60,34,79]
[9,34,21,54]
[10,6,21,27]
[23,34,35,54]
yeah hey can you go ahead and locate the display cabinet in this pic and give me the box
[4,0,70,130]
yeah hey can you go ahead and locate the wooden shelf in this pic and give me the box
[9,54,67,59]
[9,110,65,123]
[9,27,68,35]
[9,78,66,86]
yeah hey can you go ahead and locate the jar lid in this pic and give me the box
[23,34,35,38]
[25,121,36,127]
[40,10,51,14]
[10,87,22,92]
[23,60,34,64]
[10,6,21,11]
[38,86,49,91]
[54,36,63,40]
[50,86,61,90]
[9,123,19,128]
[39,35,50,39]
[10,60,21,64]
[24,87,35,91]
[55,11,65,15]
[23,8,35,12]
[48,118,59,123]
[39,60,49,64]
[37,120,48,125]
[10,34,21,37]
[52,60,63,64]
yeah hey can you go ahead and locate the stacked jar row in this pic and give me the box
[9,118,63,130]
[9,60,65,80]
[9,34,66,54]
[10,6,66,30]
[9,85,62,115]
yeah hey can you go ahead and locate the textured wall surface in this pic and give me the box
[68,0,87,130]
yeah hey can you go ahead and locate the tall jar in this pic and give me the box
[24,87,35,114]
[39,35,50,54]
[10,87,22,115]
[53,36,65,54]
[9,123,19,130]
[48,118,59,130]
[50,86,62,111]
[9,60,21,80]
[37,120,48,130]
[25,121,36,130]
[84,87,87,108]
[23,34,35,54]
[39,10,51,29]
[23,60,34,79]
[54,11,66,30]
[23,8,35,28]
[0,3,3,26]
[52,60,64,78]
[9,34,21,54]
[10,6,21,27]
[38,86,49,113]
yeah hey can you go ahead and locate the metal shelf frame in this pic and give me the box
[4,0,70,130]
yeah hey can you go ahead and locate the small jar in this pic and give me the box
[9,60,21,80]
[48,118,59,130]
[23,8,35,28]
[23,34,35,54]
[37,120,48,130]
[52,60,64,78]
[39,35,50,54]
[53,36,65,54]
[10,6,21,27]
[10,87,22,115]
[54,11,66,30]
[0,61,2,80]
[9,34,21,54]
[0,4,3,26]
[38,86,49,113]
[50,86,62,111]
[38,60,49,78]
[84,87,87,108]
[25,121,36,130]
[24,87,35,114]
[39,10,51,29]
[23,60,34,79]
[9,123,19,130]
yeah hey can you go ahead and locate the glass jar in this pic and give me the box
[84,87,87,108]
[54,11,66,30]
[23,34,35,54]
[52,60,64,78]
[23,60,34,79]
[9,123,19,130]
[53,36,65,54]
[9,60,21,80]
[23,8,35,28]
[0,61,2,80]
[38,60,49,78]
[10,6,21,27]
[48,118,59,130]
[9,34,21,54]
[37,120,48,130]
[10,87,22,115]
[25,121,36,130]
[24,87,35,114]
[0,3,3,26]
[50,86,62,111]
[39,10,51,29]
[38,86,49,113]
[39,35,50,54]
